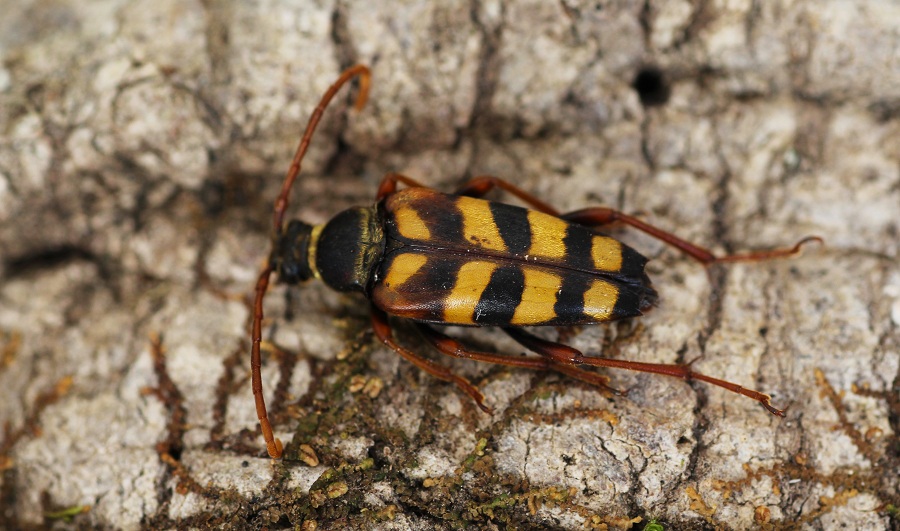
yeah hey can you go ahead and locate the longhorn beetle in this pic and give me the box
[251,65,821,459]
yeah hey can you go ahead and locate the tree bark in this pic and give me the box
[1,1,898,529]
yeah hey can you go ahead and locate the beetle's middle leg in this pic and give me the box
[503,327,786,416]
[416,324,622,394]
[370,305,492,413]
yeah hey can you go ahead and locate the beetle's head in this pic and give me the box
[272,219,316,285]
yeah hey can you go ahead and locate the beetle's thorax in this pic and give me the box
[274,206,384,292]
[312,206,385,292]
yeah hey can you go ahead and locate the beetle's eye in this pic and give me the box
[280,261,302,284]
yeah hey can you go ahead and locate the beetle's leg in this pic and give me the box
[504,327,786,416]
[416,324,622,394]
[453,176,561,215]
[378,174,560,215]
[562,207,822,265]
[377,173,428,200]
[370,306,492,413]
[448,175,819,264]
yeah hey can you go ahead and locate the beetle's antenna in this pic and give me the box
[251,65,371,459]
[272,65,371,234]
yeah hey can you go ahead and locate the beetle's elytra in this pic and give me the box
[251,65,821,459]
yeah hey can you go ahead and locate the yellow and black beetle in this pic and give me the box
[251,65,820,459]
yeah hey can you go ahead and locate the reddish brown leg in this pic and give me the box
[503,327,785,416]
[371,306,492,413]
[449,174,821,264]
[453,176,561,215]
[252,65,370,460]
[416,324,622,394]
[376,172,428,200]
[563,207,822,265]
[377,173,560,215]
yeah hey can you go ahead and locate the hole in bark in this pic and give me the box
[632,67,670,107]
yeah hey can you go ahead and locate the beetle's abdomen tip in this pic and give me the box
[640,281,659,313]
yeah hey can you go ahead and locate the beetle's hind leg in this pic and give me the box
[562,207,821,265]
[503,327,786,416]
[370,306,492,413]
[450,175,819,264]
[416,324,622,395]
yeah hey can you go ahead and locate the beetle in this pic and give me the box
[250,65,821,459]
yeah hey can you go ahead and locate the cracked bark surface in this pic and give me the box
[1,1,898,529]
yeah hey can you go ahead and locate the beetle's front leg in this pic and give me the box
[370,306,492,413]
[376,173,427,200]
[453,176,560,215]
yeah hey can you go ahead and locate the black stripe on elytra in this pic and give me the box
[615,243,650,280]
[489,201,532,255]
[425,195,465,245]
[376,250,463,322]
[385,191,465,247]
[562,224,595,272]
[418,252,461,295]
[472,266,525,326]
[551,272,590,326]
